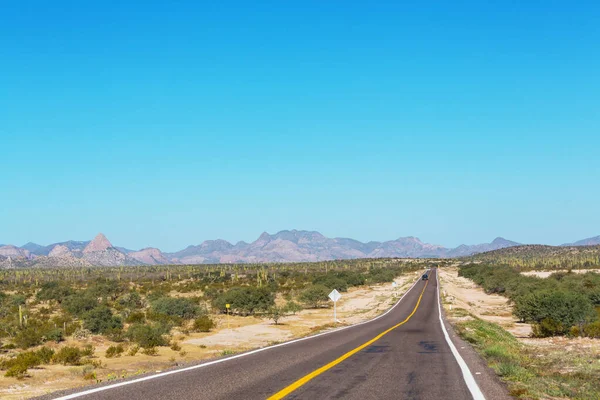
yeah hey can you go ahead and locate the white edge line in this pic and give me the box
[53,270,427,400]
[436,269,486,400]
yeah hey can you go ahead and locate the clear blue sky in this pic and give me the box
[1,1,599,251]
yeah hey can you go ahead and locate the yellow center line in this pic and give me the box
[267,279,430,400]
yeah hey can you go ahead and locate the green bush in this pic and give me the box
[192,315,215,332]
[126,311,146,324]
[53,346,84,365]
[213,287,275,315]
[36,282,74,303]
[284,301,303,315]
[5,363,28,378]
[583,321,600,338]
[300,284,330,308]
[126,323,169,348]
[63,294,99,317]
[105,344,125,358]
[532,318,565,337]
[82,306,123,334]
[312,276,348,292]
[150,297,202,319]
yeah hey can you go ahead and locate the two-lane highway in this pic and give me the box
[51,269,483,400]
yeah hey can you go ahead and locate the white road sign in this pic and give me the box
[328,289,342,302]
[392,282,397,288]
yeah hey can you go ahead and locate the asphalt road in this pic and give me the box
[50,269,493,400]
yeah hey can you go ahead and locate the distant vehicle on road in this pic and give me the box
[422,273,429,281]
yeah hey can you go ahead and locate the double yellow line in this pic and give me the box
[267,279,430,399]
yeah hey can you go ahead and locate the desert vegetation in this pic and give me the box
[0,259,427,383]
[459,264,600,338]
[467,244,600,270]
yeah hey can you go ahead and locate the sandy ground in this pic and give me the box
[521,269,600,278]
[0,270,423,400]
[438,267,532,337]
[439,267,600,360]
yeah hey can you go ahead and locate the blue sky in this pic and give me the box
[1,1,599,251]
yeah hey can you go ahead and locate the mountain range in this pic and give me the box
[0,230,598,268]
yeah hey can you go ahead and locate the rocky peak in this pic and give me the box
[83,233,113,253]
[49,244,72,257]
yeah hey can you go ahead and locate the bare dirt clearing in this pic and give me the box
[521,268,600,278]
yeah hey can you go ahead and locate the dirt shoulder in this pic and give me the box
[2,270,423,400]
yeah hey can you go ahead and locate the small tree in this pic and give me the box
[300,284,330,308]
[267,306,286,325]
[284,301,302,315]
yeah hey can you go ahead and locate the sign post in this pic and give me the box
[328,289,342,324]
[226,303,231,330]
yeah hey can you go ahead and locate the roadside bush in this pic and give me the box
[300,284,330,308]
[126,323,169,348]
[105,344,125,358]
[192,315,215,332]
[53,346,84,365]
[514,290,596,329]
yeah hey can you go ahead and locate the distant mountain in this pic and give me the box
[4,230,599,268]
[445,237,521,258]
[563,235,600,247]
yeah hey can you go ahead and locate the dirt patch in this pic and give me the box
[521,269,600,278]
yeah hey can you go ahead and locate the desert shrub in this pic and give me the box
[81,344,95,357]
[142,347,158,356]
[284,301,303,315]
[267,306,286,325]
[213,287,275,315]
[532,318,565,337]
[73,328,92,340]
[367,268,396,284]
[63,294,99,317]
[150,297,202,320]
[192,315,215,332]
[53,346,84,365]
[105,344,125,358]
[170,342,181,351]
[126,311,146,324]
[36,282,74,303]
[0,348,50,374]
[45,328,64,343]
[514,290,596,328]
[82,306,123,334]
[117,291,144,310]
[300,284,330,308]
[312,276,348,292]
[5,363,28,378]
[127,345,140,356]
[14,326,45,349]
[584,321,600,338]
[126,323,169,348]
